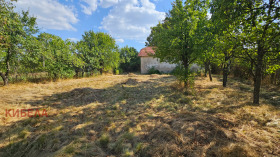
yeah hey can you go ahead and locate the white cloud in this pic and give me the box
[80,0,98,15]
[14,0,78,31]
[100,0,118,8]
[115,38,124,43]
[101,0,165,42]
[68,37,79,42]
[81,0,118,14]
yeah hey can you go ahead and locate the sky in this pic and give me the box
[13,0,175,51]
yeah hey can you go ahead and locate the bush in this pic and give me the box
[115,69,119,75]
[171,65,195,88]
[232,65,251,80]
[118,68,124,74]
[99,134,110,148]
[148,67,161,74]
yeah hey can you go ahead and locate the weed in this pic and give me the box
[18,129,30,139]
[64,145,75,154]
[99,134,110,148]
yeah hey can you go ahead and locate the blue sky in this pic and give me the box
[13,0,174,51]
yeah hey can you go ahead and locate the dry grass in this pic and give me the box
[0,74,279,157]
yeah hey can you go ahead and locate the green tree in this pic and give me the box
[210,0,243,87]
[38,33,83,79]
[119,46,140,72]
[18,36,43,75]
[146,0,209,86]
[212,0,280,104]
[76,31,119,75]
[0,0,37,85]
[196,18,217,82]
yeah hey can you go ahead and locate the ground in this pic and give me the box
[0,74,279,157]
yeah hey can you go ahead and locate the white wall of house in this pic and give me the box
[140,57,177,74]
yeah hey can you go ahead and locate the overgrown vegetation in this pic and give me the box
[146,0,280,104]
[0,0,139,85]
[1,0,280,155]
[0,75,279,156]
[148,67,161,74]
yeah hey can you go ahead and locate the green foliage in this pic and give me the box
[115,69,119,75]
[76,31,119,74]
[0,1,138,85]
[148,67,161,74]
[211,0,280,104]
[119,46,140,72]
[171,65,190,84]
[37,33,83,79]
[146,0,209,85]
[99,134,110,148]
[0,0,38,85]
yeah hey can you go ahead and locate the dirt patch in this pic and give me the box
[150,74,159,78]
[128,73,137,77]
[122,78,138,85]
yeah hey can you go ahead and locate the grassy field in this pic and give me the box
[0,74,279,157]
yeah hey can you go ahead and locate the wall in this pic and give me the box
[140,57,177,74]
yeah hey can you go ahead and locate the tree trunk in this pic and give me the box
[270,71,277,85]
[223,65,228,87]
[99,69,103,75]
[204,62,208,77]
[253,69,261,104]
[43,56,45,68]
[277,70,280,85]
[253,54,263,104]
[0,72,8,86]
[208,63,212,81]
[222,61,231,87]
[82,69,84,77]
[222,54,231,87]
[1,48,11,86]
[183,60,190,87]
[54,73,58,80]
[270,73,275,85]
[74,68,79,78]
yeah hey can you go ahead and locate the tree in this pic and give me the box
[210,0,243,87]
[119,46,140,72]
[0,0,37,85]
[211,32,241,86]
[197,18,217,82]
[212,0,280,104]
[37,33,83,79]
[76,31,119,75]
[146,0,209,86]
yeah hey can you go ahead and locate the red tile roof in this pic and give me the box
[138,47,156,57]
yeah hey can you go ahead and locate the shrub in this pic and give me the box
[115,69,119,75]
[148,67,161,74]
[171,65,195,88]
[99,134,110,148]
[119,68,124,74]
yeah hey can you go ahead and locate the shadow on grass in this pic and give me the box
[0,75,274,156]
[261,91,280,107]
[214,75,279,108]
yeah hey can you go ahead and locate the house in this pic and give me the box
[138,47,177,74]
